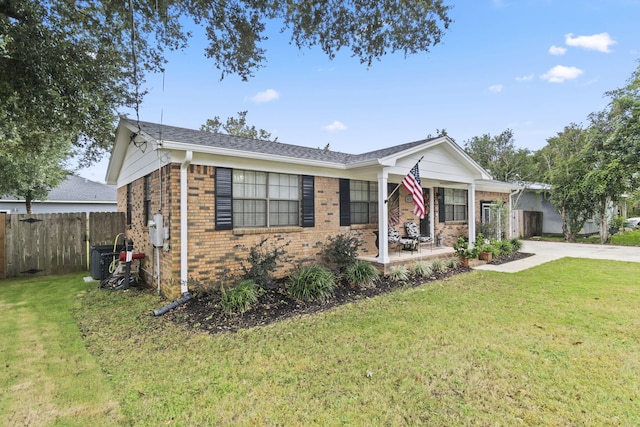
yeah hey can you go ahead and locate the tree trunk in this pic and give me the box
[598,196,611,244]
[25,197,32,214]
[561,206,575,242]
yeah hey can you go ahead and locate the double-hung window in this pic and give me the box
[144,174,152,226]
[350,180,378,224]
[444,188,468,221]
[232,170,299,227]
[126,183,132,226]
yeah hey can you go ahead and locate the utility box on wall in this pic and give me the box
[148,213,167,248]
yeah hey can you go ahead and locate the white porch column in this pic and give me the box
[468,182,476,243]
[429,188,435,238]
[377,171,390,264]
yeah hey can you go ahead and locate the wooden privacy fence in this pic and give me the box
[0,212,126,279]
[513,210,543,238]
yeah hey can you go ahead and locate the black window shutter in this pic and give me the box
[301,175,315,227]
[215,167,233,230]
[339,178,351,226]
[438,187,446,223]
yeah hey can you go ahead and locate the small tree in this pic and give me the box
[240,238,291,288]
[322,233,362,275]
[539,124,594,242]
[0,132,71,213]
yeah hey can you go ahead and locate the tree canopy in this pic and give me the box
[463,129,537,183]
[534,61,640,243]
[0,132,71,213]
[201,111,277,141]
[0,0,453,163]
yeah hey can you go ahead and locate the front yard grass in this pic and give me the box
[2,258,640,425]
[536,228,640,245]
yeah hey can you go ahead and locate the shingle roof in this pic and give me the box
[1,175,116,202]
[131,119,436,164]
[48,175,116,202]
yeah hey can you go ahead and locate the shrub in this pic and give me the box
[447,256,461,270]
[287,265,336,302]
[411,261,432,278]
[510,237,523,252]
[322,233,362,274]
[488,242,501,257]
[496,239,514,255]
[241,238,291,288]
[453,236,478,259]
[345,261,379,287]
[220,280,261,314]
[388,265,410,282]
[430,258,446,274]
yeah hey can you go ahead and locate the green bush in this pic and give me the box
[345,261,379,287]
[453,236,478,259]
[496,239,514,255]
[411,261,432,278]
[220,280,261,314]
[287,265,336,302]
[488,242,501,257]
[430,258,446,274]
[510,237,523,252]
[388,265,410,282]
[447,256,461,270]
[241,238,291,288]
[322,233,362,274]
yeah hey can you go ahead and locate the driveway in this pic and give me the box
[474,240,640,273]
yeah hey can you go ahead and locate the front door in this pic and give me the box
[420,188,431,237]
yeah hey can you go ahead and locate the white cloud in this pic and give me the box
[541,65,584,83]
[549,45,567,55]
[515,74,534,82]
[565,32,616,53]
[323,120,347,132]
[489,84,503,93]
[250,89,280,104]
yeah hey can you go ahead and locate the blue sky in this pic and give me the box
[80,0,640,182]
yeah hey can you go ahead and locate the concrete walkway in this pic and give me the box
[473,240,640,273]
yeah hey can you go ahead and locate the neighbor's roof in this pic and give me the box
[132,119,437,165]
[0,175,116,203]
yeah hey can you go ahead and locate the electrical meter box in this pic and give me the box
[149,213,164,247]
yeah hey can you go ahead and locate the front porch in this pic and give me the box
[358,245,456,275]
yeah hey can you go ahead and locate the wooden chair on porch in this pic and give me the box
[404,221,433,252]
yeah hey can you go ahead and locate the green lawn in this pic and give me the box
[537,228,640,245]
[0,275,122,426]
[2,259,640,425]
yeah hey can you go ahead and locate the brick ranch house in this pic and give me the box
[106,118,514,298]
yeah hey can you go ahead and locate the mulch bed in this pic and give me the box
[164,252,534,334]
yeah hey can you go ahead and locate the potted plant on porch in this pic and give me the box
[453,237,478,267]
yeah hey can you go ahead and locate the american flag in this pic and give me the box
[401,161,425,219]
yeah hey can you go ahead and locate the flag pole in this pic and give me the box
[384,156,424,203]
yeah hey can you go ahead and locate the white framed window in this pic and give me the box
[350,180,378,224]
[232,170,299,227]
[444,188,468,221]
